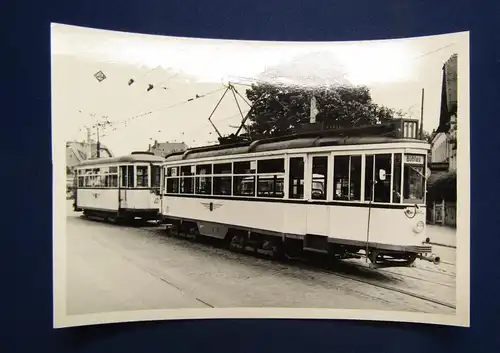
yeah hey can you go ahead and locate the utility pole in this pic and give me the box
[420,88,425,140]
[96,125,101,158]
[86,127,92,160]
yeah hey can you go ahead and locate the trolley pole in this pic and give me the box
[419,88,425,140]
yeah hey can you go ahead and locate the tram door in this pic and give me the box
[305,154,330,237]
[119,165,134,210]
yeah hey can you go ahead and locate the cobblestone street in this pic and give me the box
[65,203,456,316]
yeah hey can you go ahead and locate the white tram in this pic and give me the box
[73,152,164,223]
[159,121,439,269]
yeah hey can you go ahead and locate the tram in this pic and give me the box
[73,151,164,223]
[160,120,439,269]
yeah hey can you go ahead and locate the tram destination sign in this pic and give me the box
[404,154,425,164]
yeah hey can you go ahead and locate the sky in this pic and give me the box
[51,23,467,156]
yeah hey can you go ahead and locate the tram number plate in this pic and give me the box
[404,154,424,164]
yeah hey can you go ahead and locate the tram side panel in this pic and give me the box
[326,204,427,249]
[120,189,161,212]
[163,196,289,237]
[76,188,120,212]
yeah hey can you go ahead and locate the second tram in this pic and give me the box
[73,152,164,223]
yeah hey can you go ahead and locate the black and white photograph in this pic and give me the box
[51,23,470,328]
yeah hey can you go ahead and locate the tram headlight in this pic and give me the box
[413,221,425,234]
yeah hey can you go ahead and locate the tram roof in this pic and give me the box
[75,152,165,167]
[165,123,428,162]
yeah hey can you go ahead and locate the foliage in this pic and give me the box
[427,171,456,202]
[240,83,406,138]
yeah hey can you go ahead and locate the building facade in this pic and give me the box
[427,54,457,226]
[430,54,457,172]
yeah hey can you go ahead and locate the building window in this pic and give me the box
[289,157,304,199]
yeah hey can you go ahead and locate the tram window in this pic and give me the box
[195,176,212,195]
[233,161,255,174]
[180,177,194,194]
[403,159,425,204]
[213,176,232,195]
[109,174,118,188]
[167,167,179,177]
[180,166,193,176]
[137,166,149,187]
[233,176,255,196]
[289,157,304,199]
[151,166,161,188]
[196,164,212,175]
[109,166,118,174]
[373,154,392,203]
[167,178,180,193]
[127,166,134,187]
[180,165,194,194]
[213,163,232,174]
[364,155,374,201]
[257,176,284,198]
[393,154,402,203]
[311,156,328,200]
[77,176,84,187]
[350,156,362,201]
[334,156,349,200]
[120,166,127,187]
[257,158,285,174]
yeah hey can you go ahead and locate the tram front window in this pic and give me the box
[403,164,425,204]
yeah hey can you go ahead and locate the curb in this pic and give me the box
[428,241,456,249]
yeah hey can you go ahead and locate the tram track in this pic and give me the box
[141,223,456,311]
[279,255,457,310]
[345,261,455,288]
[82,218,456,311]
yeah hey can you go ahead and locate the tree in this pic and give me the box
[427,171,456,203]
[242,83,405,138]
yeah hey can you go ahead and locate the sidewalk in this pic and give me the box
[426,224,456,248]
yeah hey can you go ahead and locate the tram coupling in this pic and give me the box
[417,253,441,265]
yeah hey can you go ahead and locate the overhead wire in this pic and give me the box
[74,42,457,145]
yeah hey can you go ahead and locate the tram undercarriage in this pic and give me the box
[161,217,440,269]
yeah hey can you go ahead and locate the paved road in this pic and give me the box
[65,205,455,316]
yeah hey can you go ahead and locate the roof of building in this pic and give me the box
[66,141,114,166]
